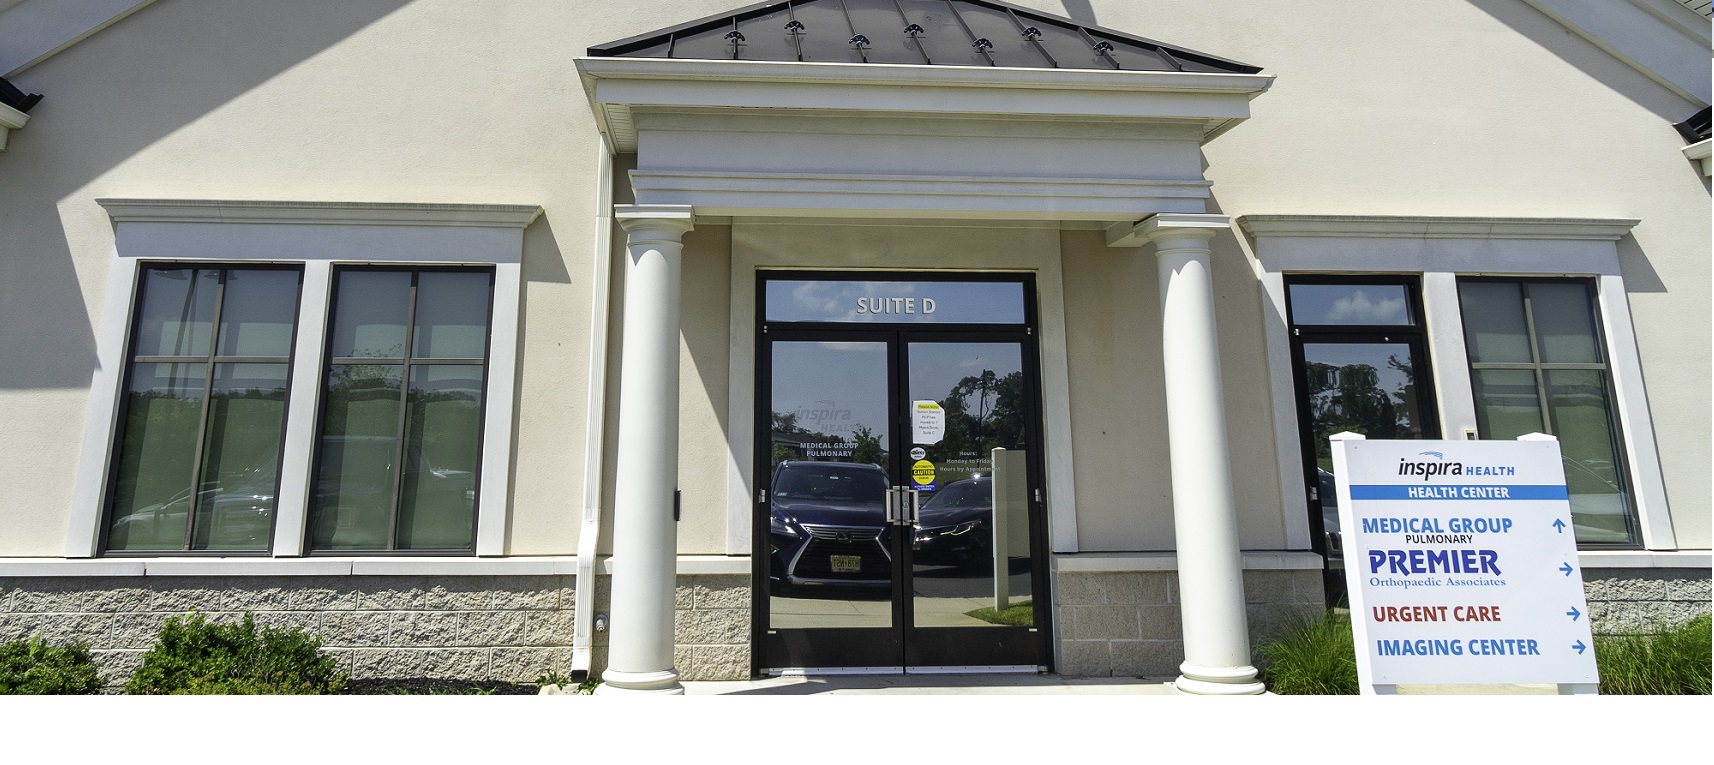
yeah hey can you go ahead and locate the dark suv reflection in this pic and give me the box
[768,461,891,588]
[913,477,993,568]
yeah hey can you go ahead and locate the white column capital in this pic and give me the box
[615,204,695,238]
[1104,213,1231,248]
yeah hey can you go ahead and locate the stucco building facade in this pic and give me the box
[0,0,1707,693]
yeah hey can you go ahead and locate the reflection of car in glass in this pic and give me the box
[1318,468,1342,567]
[310,436,476,547]
[1318,468,1349,604]
[913,477,992,568]
[768,461,891,589]
[109,465,278,549]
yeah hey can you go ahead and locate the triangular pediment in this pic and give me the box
[589,0,1259,74]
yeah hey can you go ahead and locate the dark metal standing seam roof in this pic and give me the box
[0,76,41,113]
[587,0,1261,74]
[1675,106,1710,143]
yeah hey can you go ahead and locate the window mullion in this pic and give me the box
[386,274,421,551]
[1517,284,1556,437]
[183,269,227,551]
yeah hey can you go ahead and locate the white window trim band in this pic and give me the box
[1239,215,1676,551]
[68,199,542,559]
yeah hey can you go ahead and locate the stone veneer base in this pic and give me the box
[3,565,1701,687]
[0,572,752,688]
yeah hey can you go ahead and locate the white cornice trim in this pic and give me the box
[1237,215,1641,241]
[96,198,544,228]
[577,56,1272,152]
[0,100,25,151]
[1683,138,1712,175]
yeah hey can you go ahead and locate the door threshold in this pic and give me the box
[768,667,904,677]
[765,665,1042,677]
[905,665,1042,675]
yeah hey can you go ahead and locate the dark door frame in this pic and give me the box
[1283,275,1440,599]
[750,270,1053,675]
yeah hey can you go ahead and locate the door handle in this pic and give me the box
[908,488,921,525]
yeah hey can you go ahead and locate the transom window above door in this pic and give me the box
[763,277,1029,325]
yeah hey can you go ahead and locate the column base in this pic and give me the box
[1170,661,1267,695]
[595,668,685,695]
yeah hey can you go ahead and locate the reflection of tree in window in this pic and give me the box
[768,410,885,467]
[929,369,1026,463]
[1305,357,1420,469]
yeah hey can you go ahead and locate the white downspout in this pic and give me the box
[570,141,615,681]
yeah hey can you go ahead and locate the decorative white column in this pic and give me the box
[598,204,694,695]
[1142,213,1265,696]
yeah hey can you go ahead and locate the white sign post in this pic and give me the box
[1330,432,1599,695]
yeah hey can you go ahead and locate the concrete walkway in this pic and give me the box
[682,673,1561,695]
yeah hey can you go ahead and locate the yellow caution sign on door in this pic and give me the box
[911,459,936,487]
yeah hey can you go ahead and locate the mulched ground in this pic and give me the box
[340,678,541,695]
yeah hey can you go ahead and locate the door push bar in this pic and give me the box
[885,486,921,526]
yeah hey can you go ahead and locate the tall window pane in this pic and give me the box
[108,363,207,550]
[310,365,404,550]
[106,266,300,553]
[1459,278,1635,545]
[194,364,290,550]
[1546,370,1630,543]
[397,366,484,548]
[310,268,492,552]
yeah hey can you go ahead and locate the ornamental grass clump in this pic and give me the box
[1594,614,1711,695]
[126,611,346,695]
[1256,609,1359,695]
[0,636,106,694]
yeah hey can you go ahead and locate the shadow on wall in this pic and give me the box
[1059,1,1097,25]
[1465,0,1702,123]
[0,0,414,391]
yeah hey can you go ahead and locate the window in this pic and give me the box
[104,265,302,552]
[307,267,494,552]
[72,199,538,560]
[1457,278,1637,545]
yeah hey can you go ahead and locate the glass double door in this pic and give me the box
[757,330,1048,672]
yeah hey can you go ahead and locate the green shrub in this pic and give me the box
[0,636,106,694]
[1595,614,1711,695]
[1256,609,1359,695]
[126,611,346,695]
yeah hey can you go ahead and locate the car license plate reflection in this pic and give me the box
[830,555,861,573]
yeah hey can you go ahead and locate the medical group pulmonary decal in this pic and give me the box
[1330,435,1599,689]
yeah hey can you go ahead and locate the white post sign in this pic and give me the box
[1330,433,1598,693]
